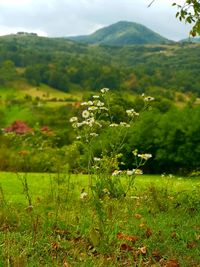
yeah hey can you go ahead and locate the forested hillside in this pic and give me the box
[68,21,172,45]
[0,34,200,174]
[0,34,200,95]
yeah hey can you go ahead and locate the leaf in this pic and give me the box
[165,259,180,267]
[117,232,139,243]
[52,242,60,250]
[134,213,142,219]
[63,260,70,267]
[152,250,162,261]
[139,246,147,255]
[145,228,152,238]
[120,243,134,251]
[139,223,145,228]
[171,231,177,239]
[187,241,196,249]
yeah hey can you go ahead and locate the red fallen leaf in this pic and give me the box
[134,213,142,219]
[117,232,124,239]
[117,232,139,243]
[120,243,134,251]
[145,228,152,238]
[165,259,180,267]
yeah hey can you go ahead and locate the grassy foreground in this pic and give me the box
[0,172,200,266]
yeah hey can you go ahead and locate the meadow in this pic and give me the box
[0,172,199,266]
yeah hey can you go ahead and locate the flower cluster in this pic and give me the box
[138,153,152,160]
[112,169,143,176]
[126,109,139,118]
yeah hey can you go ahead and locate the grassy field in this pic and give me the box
[0,172,200,266]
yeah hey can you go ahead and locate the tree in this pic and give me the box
[149,1,200,36]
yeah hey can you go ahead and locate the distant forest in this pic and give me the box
[0,35,200,96]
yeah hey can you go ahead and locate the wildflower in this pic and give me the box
[86,117,95,127]
[82,110,90,119]
[134,169,143,175]
[90,133,98,137]
[69,117,78,123]
[94,157,101,161]
[138,154,152,160]
[103,188,110,195]
[81,101,93,106]
[76,136,81,140]
[144,96,155,102]
[126,109,139,117]
[92,95,100,99]
[101,88,109,94]
[81,102,88,106]
[127,170,134,176]
[120,122,130,127]
[112,170,122,176]
[109,123,119,127]
[99,107,108,111]
[88,106,98,111]
[96,100,104,107]
[80,189,88,200]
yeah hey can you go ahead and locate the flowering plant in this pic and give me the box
[70,88,152,198]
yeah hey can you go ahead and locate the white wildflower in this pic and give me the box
[138,154,152,160]
[101,88,109,94]
[96,100,104,107]
[100,107,108,111]
[81,101,93,106]
[86,117,95,127]
[80,192,88,199]
[77,122,84,128]
[90,133,98,137]
[76,136,81,140]
[134,169,143,175]
[69,117,78,123]
[120,122,130,127]
[92,95,100,99]
[127,170,134,176]
[94,157,101,161]
[103,188,110,195]
[144,96,155,102]
[81,102,88,106]
[82,110,90,118]
[88,106,98,111]
[109,123,119,127]
[126,109,139,117]
[112,170,122,176]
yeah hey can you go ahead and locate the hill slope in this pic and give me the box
[68,21,172,45]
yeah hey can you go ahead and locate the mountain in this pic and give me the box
[179,37,200,43]
[68,21,173,45]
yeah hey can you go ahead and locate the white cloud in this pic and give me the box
[0,0,193,40]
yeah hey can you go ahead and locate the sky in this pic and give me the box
[0,0,192,41]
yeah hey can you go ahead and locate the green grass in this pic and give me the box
[0,172,200,266]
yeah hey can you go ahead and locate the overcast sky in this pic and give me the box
[0,0,191,41]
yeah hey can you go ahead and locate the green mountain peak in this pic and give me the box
[68,21,173,45]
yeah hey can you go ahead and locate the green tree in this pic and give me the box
[149,1,200,36]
